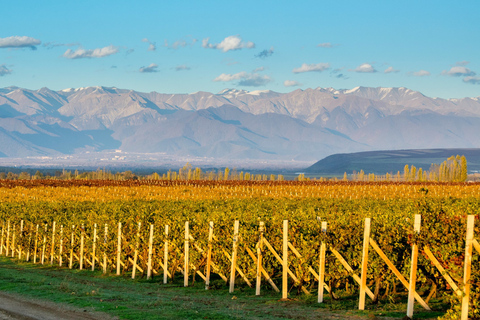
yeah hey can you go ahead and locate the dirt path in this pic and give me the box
[0,292,117,320]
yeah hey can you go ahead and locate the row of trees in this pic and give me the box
[348,155,468,182]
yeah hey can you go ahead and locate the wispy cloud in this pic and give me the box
[203,35,255,52]
[175,64,191,71]
[0,65,12,76]
[0,36,41,50]
[142,38,156,51]
[352,63,377,73]
[456,61,470,66]
[292,63,330,73]
[139,63,159,73]
[43,42,80,49]
[164,37,198,49]
[213,71,271,87]
[255,47,274,59]
[63,45,119,59]
[253,66,265,72]
[317,42,339,48]
[384,66,400,73]
[463,76,480,84]
[284,80,301,87]
[442,66,476,77]
[410,70,431,77]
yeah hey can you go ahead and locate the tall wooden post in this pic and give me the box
[359,218,371,310]
[318,221,327,303]
[69,225,75,269]
[132,222,141,279]
[92,223,97,271]
[256,221,265,296]
[116,222,122,276]
[147,224,154,279]
[33,224,39,263]
[11,223,16,258]
[282,220,288,300]
[0,221,4,255]
[229,220,240,293]
[184,222,190,287]
[50,221,56,265]
[205,221,214,290]
[164,225,169,284]
[103,224,108,274]
[41,224,47,264]
[59,225,63,267]
[79,224,85,270]
[5,221,10,256]
[26,223,33,262]
[407,215,421,318]
[18,220,24,260]
[461,215,475,320]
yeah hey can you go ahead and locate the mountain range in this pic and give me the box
[1,85,480,162]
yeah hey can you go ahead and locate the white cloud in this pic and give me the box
[353,63,377,73]
[164,37,197,49]
[292,63,330,73]
[463,76,480,84]
[202,36,255,52]
[411,70,431,77]
[384,66,400,73]
[456,61,470,66]
[317,42,339,48]
[139,63,159,73]
[213,71,271,87]
[0,65,12,76]
[442,66,476,77]
[253,66,265,72]
[175,64,191,71]
[142,38,156,51]
[63,45,119,59]
[0,36,41,50]
[284,80,301,87]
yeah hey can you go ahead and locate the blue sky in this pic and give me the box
[1,0,479,98]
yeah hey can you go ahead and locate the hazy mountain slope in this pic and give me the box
[1,85,480,160]
[305,148,480,174]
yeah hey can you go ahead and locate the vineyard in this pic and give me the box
[0,180,479,319]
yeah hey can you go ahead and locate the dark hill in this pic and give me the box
[305,148,480,174]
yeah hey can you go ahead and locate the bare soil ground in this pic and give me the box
[0,292,117,320]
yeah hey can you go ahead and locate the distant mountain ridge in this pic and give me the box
[1,85,480,161]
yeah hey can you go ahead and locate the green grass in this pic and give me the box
[0,256,447,320]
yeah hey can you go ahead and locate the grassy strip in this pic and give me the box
[0,256,445,320]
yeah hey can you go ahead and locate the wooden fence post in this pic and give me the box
[318,221,327,303]
[69,225,75,269]
[407,214,421,318]
[11,223,15,258]
[79,224,84,270]
[26,223,33,262]
[229,220,240,293]
[59,225,63,267]
[5,221,10,256]
[256,221,265,296]
[147,224,154,279]
[116,222,122,276]
[461,215,475,320]
[164,225,169,284]
[359,218,371,310]
[184,221,189,287]
[205,221,214,290]
[282,219,288,300]
[0,221,4,255]
[92,223,97,271]
[33,224,39,264]
[18,220,23,260]
[132,222,141,279]
[41,224,47,264]
[50,221,56,265]
[103,224,108,274]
